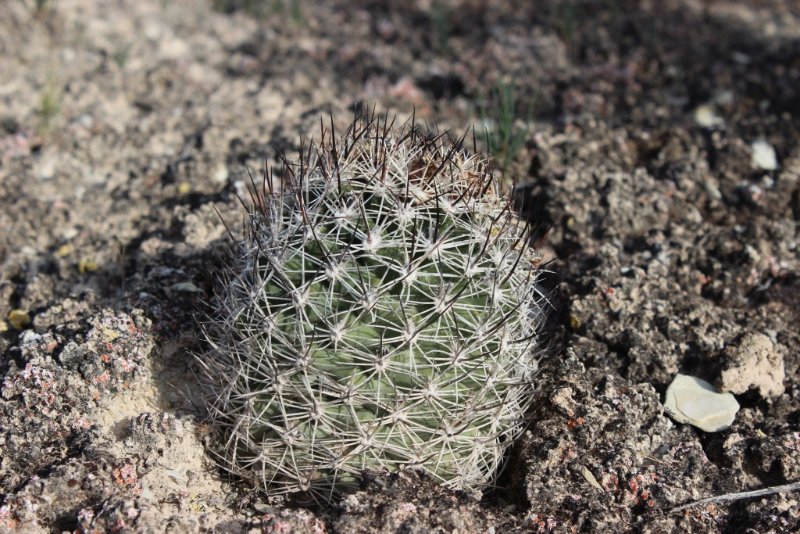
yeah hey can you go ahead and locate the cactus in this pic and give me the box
[201,114,547,503]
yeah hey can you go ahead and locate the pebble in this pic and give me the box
[694,104,724,128]
[8,309,31,330]
[751,139,778,170]
[78,258,99,273]
[663,374,739,432]
[171,282,201,293]
[211,162,229,184]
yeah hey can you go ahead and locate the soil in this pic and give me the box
[1,0,799,532]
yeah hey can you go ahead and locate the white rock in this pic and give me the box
[751,139,778,170]
[211,162,229,184]
[694,104,724,128]
[663,374,739,432]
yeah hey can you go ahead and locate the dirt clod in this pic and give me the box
[718,332,785,398]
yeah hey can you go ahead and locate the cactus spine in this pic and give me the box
[202,114,546,502]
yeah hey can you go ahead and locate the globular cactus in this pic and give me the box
[201,114,547,503]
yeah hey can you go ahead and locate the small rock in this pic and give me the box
[170,282,201,293]
[751,139,778,170]
[694,104,724,128]
[703,177,723,201]
[663,374,739,432]
[56,243,73,257]
[78,258,99,274]
[170,282,200,293]
[211,162,229,184]
[8,309,31,330]
[718,333,784,398]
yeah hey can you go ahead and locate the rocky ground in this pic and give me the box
[1,0,799,532]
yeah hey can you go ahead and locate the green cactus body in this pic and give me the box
[204,117,545,501]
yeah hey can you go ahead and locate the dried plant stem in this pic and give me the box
[671,480,800,513]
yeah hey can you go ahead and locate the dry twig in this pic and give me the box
[671,481,800,513]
